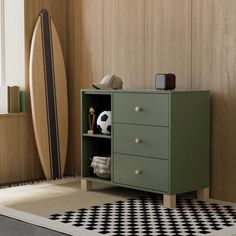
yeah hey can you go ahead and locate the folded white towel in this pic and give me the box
[91,156,111,174]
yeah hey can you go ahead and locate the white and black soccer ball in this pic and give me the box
[97,111,111,134]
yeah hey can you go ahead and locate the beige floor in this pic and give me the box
[0,177,145,217]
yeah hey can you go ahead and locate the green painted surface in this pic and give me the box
[85,176,112,185]
[114,93,169,126]
[169,92,210,194]
[82,89,112,95]
[114,123,169,159]
[82,133,111,139]
[114,154,169,192]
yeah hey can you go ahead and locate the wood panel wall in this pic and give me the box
[145,0,191,89]
[0,114,43,184]
[67,0,236,202]
[104,0,145,88]
[192,0,236,202]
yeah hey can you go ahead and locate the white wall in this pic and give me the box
[0,0,5,85]
[4,0,25,89]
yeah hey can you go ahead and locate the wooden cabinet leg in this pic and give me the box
[81,179,92,191]
[163,194,176,208]
[197,187,209,200]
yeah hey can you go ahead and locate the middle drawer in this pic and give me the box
[114,123,169,159]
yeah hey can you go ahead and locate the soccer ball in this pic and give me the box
[97,111,111,134]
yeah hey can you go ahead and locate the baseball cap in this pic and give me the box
[92,74,123,90]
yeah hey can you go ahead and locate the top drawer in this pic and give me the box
[114,93,169,126]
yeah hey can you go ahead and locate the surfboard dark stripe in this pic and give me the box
[41,9,61,179]
[40,16,53,178]
[48,12,62,178]
[49,12,62,178]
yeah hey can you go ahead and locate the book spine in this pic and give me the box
[12,86,20,113]
[16,86,20,112]
[13,86,15,113]
[8,86,13,113]
[20,91,26,112]
[7,86,10,113]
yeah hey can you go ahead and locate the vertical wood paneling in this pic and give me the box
[145,0,191,89]
[67,0,104,88]
[66,0,104,175]
[104,0,145,89]
[192,0,236,202]
[0,114,43,184]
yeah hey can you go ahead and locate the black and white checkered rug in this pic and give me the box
[49,195,236,236]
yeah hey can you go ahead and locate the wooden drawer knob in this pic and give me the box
[134,138,142,144]
[134,169,142,175]
[134,106,142,112]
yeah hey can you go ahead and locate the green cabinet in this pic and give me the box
[81,89,210,207]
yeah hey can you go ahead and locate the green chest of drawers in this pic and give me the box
[81,89,210,208]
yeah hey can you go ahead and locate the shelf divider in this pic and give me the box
[84,176,112,184]
[82,133,111,139]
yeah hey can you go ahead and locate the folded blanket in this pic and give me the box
[91,156,111,174]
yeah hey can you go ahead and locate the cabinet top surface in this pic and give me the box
[81,89,210,95]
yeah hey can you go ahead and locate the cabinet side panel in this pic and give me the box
[170,92,210,194]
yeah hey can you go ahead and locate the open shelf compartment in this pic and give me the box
[81,90,112,182]
[81,92,112,135]
[81,136,111,181]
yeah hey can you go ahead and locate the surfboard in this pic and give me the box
[29,9,68,180]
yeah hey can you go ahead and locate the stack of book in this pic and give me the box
[8,86,26,113]
[0,86,26,113]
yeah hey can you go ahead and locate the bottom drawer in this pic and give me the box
[114,154,169,192]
